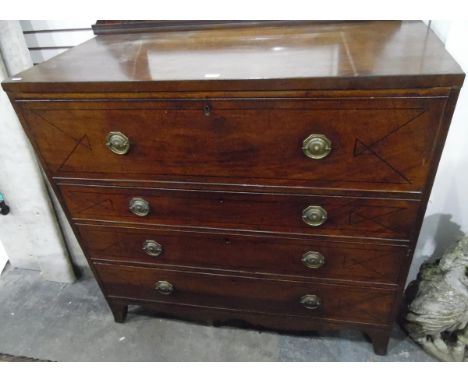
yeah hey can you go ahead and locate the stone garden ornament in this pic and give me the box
[405,235,468,361]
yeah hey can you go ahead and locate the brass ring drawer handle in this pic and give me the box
[155,281,174,295]
[143,240,163,257]
[302,251,325,269]
[302,205,327,227]
[302,134,332,159]
[129,197,150,217]
[106,131,130,155]
[300,294,321,310]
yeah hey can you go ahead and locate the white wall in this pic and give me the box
[20,20,94,64]
[0,21,75,282]
[18,20,94,274]
[410,21,468,282]
[0,240,8,274]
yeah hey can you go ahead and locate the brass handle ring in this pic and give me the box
[302,251,325,269]
[300,294,321,310]
[106,131,130,155]
[302,205,327,227]
[129,197,150,217]
[155,281,174,295]
[302,134,332,159]
[143,240,163,257]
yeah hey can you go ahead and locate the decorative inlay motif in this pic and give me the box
[348,205,407,233]
[69,194,114,215]
[333,290,393,322]
[27,105,431,189]
[343,252,395,279]
[351,109,427,184]
[29,109,92,172]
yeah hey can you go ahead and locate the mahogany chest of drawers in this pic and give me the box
[3,21,464,355]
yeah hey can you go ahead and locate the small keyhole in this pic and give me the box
[203,103,211,116]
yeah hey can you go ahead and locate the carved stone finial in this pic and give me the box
[405,235,468,361]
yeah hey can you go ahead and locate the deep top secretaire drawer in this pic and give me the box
[20,97,447,193]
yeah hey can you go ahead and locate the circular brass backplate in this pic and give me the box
[302,134,332,159]
[155,280,174,295]
[142,240,163,257]
[302,251,326,269]
[300,294,322,310]
[106,131,130,155]
[302,205,327,227]
[129,197,150,217]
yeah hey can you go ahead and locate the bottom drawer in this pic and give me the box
[94,263,397,325]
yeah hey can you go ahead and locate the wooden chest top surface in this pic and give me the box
[2,21,464,94]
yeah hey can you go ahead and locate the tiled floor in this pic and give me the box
[0,266,435,361]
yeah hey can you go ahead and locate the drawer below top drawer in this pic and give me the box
[94,263,397,325]
[77,224,408,285]
[21,97,446,193]
[60,184,419,241]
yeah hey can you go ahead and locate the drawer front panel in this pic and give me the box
[61,185,420,240]
[78,224,407,284]
[22,97,446,192]
[94,263,397,324]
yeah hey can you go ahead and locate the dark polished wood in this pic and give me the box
[60,184,420,241]
[19,96,447,193]
[106,295,393,352]
[364,327,392,356]
[91,20,325,35]
[76,223,408,285]
[2,21,464,93]
[94,262,397,324]
[108,300,128,323]
[2,21,464,357]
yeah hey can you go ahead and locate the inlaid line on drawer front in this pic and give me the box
[60,184,420,241]
[93,263,397,325]
[21,97,447,193]
[77,224,408,285]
